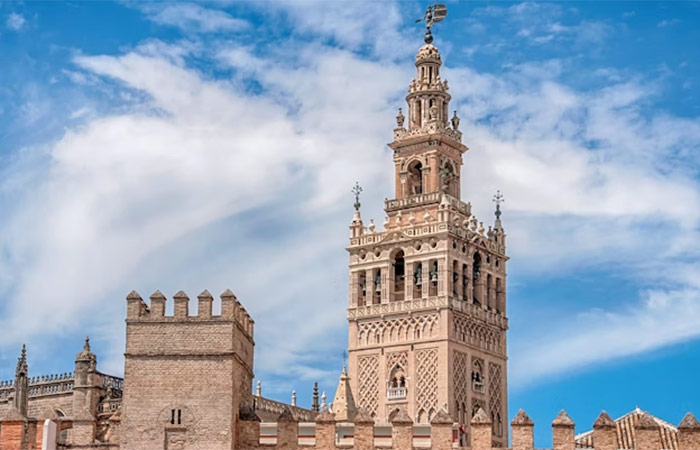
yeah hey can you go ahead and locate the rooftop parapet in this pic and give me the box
[236,408,697,450]
[125,289,254,339]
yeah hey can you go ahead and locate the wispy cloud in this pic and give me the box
[1,1,700,394]
[657,19,680,28]
[511,286,700,387]
[6,12,26,31]
[141,3,248,33]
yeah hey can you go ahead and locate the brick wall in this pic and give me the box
[122,290,254,450]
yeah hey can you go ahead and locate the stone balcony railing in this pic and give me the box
[254,395,317,422]
[387,387,407,401]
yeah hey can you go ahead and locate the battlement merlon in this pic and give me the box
[125,289,255,340]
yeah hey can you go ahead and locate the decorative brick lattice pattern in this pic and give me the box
[489,362,503,438]
[453,315,503,353]
[415,348,438,422]
[358,355,379,417]
[386,351,408,374]
[453,350,468,414]
[357,314,438,347]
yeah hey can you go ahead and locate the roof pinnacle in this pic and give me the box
[15,344,28,378]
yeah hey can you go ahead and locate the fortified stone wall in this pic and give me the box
[236,408,700,450]
[122,289,254,450]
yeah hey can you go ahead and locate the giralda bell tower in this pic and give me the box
[346,7,509,446]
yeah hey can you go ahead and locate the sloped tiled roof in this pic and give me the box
[575,407,678,450]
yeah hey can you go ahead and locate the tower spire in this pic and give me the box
[312,381,320,412]
[14,344,28,417]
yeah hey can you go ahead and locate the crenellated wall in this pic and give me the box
[236,408,700,450]
[122,289,255,450]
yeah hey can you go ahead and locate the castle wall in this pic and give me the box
[122,290,254,450]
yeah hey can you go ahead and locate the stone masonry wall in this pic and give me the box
[122,289,254,450]
[236,408,700,450]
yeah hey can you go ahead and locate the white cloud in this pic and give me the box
[510,287,700,388]
[6,12,26,31]
[657,19,679,28]
[2,3,700,391]
[142,3,248,33]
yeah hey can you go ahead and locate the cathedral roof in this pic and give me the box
[575,407,679,450]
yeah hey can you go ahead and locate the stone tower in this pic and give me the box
[346,41,509,446]
[122,289,255,450]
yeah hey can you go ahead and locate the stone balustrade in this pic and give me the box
[237,408,700,450]
[0,372,75,401]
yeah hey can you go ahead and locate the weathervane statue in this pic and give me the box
[416,3,448,44]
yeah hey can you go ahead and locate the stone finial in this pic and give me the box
[150,290,166,300]
[512,409,534,426]
[316,410,336,424]
[126,290,142,300]
[391,408,413,424]
[291,390,297,406]
[197,289,213,300]
[471,407,491,424]
[173,290,189,300]
[16,345,28,377]
[277,407,296,423]
[312,381,320,412]
[75,337,95,362]
[552,410,575,427]
[354,408,374,424]
[451,110,460,130]
[636,412,658,429]
[256,380,262,397]
[220,288,236,299]
[593,411,615,428]
[430,408,454,425]
[679,412,700,429]
[396,108,405,128]
[320,391,327,411]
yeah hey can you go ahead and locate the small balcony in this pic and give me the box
[387,387,407,400]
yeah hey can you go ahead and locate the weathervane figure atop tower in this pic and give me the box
[416,4,448,44]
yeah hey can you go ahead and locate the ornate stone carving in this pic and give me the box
[358,355,379,417]
[415,347,439,423]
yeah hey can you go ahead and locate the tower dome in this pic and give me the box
[416,43,442,66]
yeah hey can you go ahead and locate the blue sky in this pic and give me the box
[1,0,699,445]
